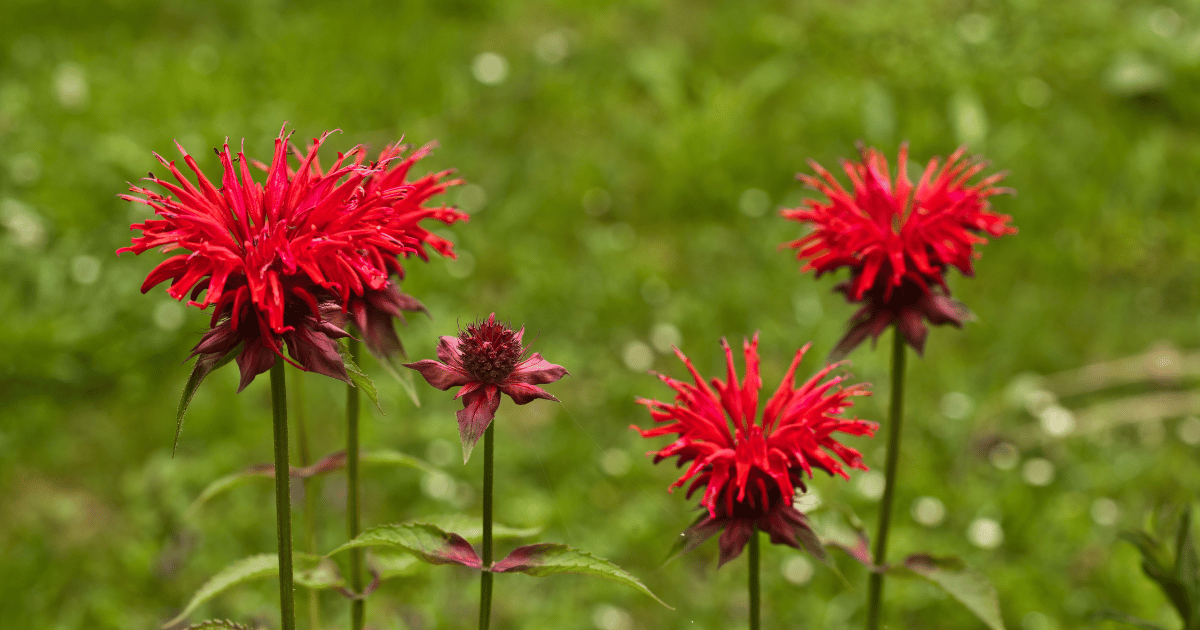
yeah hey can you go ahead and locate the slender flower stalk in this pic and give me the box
[346,339,365,630]
[479,423,495,630]
[270,361,296,630]
[405,314,567,630]
[749,531,760,630]
[290,372,321,630]
[865,330,907,630]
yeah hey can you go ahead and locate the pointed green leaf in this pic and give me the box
[294,553,346,590]
[811,502,873,569]
[183,465,275,519]
[1175,507,1199,604]
[1121,527,1192,620]
[163,553,344,628]
[327,523,482,569]
[378,352,422,408]
[420,514,542,543]
[491,543,672,609]
[185,449,435,518]
[339,341,380,410]
[360,449,437,474]
[163,554,276,627]
[1091,610,1170,630]
[661,512,712,565]
[369,550,421,580]
[1140,558,1191,622]
[1121,531,1170,575]
[175,345,240,455]
[888,554,1005,630]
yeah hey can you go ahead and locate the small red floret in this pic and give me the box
[404,314,569,462]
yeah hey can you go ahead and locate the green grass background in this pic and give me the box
[3,0,1200,628]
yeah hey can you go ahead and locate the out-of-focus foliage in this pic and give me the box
[2,0,1200,628]
[1095,505,1200,630]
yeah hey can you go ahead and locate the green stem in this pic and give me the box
[347,338,364,630]
[865,329,907,630]
[292,373,321,630]
[479,423,495,630]
[749,529,760,630]
[270,360,297,630]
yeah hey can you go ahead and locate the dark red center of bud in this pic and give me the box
[458,317,522,384]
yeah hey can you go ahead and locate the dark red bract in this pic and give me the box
[635,335,875,566]
[782,144,1016,358]
[405,314,568,461]
[118,125,465,389]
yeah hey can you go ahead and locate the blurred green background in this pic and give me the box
[4,0,1200,628]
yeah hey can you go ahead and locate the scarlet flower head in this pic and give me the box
[782,144,1016,358]
[634,335,875,566]
[333,141,464,363]
[405,314,568,462]
[118,125,465,390]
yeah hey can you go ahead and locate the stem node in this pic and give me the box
[479,423,495,630]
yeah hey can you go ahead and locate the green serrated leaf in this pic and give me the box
[420,514,542,543]
[338,341,380,410]
[887,554,1005,630]
[492,543,672,609]
[369,550,421,580]
[175,345,240,455]
[327,523,481,569]
[1091,609,1171,630]
[163,553,343,628]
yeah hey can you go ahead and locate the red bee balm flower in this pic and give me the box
[635,335,875,566]
[405,314,568,461]
[782,144,1016,358]
[118,125,465,390]
[309,141,465,363]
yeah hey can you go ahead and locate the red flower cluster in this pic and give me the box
[782,144,1016,358]
[635,335,875,565]
[406,314,568,461]
[118,126,466,390]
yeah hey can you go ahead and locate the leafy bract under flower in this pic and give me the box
[782,144,1016,358]
[117,124,466,390]
[405,314,568,462]
[634,335,875,566]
